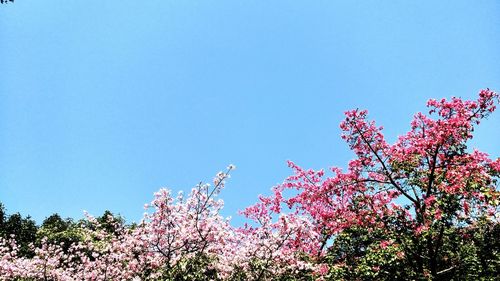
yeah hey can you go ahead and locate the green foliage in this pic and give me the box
[0,211,38,257]
[160,254,221,281]
[0,202,5,227]
[324,221,500,281]
[450,220,500,280]
[325,227,415,281]
[227,259,314,281]
[36,213,85,251]
[78,210,125,235]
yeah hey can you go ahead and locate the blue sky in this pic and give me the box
[1,1,499,225]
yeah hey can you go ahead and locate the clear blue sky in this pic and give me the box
[1,1,499,225]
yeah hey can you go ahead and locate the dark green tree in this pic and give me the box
[0,202,5,227]
[1,212,38,257]
[95,210,125,234]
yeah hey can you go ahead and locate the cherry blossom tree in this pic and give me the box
[246,89,499,279]
[0,167,237,280]
[137,165,236,279]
